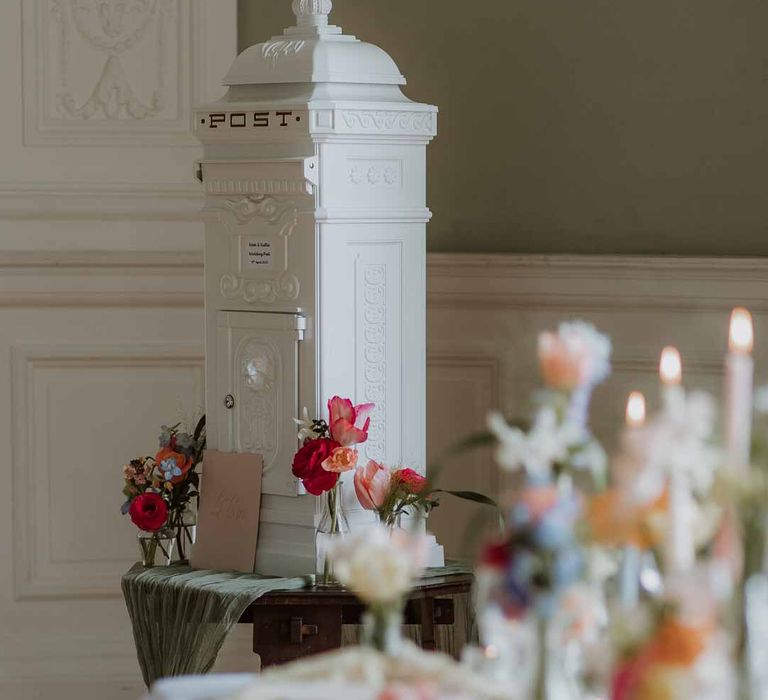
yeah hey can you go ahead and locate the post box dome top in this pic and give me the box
[223,0,406,87]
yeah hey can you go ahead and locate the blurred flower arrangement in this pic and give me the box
[475,322,611,698]
[456,311,768,700]
[121,416,205,566]
[330,523,429,655]
[609,593,733,700]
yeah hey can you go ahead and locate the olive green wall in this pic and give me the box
[239,1,768,255]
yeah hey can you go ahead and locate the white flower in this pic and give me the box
[648,390,721,495]
[611,440,667,508]
[584,545,620,585]
[487,408,584,478]
[293,407,320,443]
[328,525,428,605]
[570,438,608,480]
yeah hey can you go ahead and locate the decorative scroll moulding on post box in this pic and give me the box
[223,0,405,86]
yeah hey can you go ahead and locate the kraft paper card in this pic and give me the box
[191,450,263,573]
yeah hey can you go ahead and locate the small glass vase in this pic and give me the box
[315,484,350,588]
[381,512,402,531]
[171,512,197,564]
[362,605,404,656]
[533,614,551,700]
[137,528,175,568]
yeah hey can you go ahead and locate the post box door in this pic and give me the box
[216,311,305,497]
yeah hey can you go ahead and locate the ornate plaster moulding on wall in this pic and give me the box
[21,0,234,146]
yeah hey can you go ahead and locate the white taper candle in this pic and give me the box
[724,308,754,473]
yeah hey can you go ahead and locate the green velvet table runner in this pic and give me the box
[122,563,473,687]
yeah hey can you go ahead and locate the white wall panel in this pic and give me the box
[426,254,768,561]
[12,343,203,600]
[0,0,236,695]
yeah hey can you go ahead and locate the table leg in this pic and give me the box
[420,597,436,651]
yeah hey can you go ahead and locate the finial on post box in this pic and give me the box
[292,0,332,28]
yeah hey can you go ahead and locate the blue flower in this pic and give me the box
[552,548,583,589]
[530,495,580,551]
[120,500,132,515]
[160,458,182,482]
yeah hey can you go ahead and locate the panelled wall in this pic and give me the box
[0,2,238,699]
[3,246,767,698]
[427,254,768,559]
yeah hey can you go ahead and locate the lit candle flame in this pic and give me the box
[626,391,646,428]
[729,307,754,354]
[659,347,682,386]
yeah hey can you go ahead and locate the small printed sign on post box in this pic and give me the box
[241,238,274,270]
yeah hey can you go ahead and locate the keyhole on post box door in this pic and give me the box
[224,394,235,409]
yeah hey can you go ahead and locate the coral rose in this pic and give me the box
[354,460,392,510]
[322,446,358,473]
[155,447,193,485]
[392,468,428,493]
[129,492,169,532]
[328,396,374,446]
[292,437,341,495]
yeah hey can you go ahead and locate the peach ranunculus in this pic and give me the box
[354,460,393,510]
[328,396,375,446]
[538,321,611,391]
[588,488,668,551]
[321,446,359,473]
[647,619,711,667]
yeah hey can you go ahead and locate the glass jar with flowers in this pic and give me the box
[128,491,175,567]
[120,417,205,566]
[353,459,497,534]
[156,417,205,562]
[292,397,373,587]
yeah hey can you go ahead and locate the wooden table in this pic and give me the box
[237,573,473,667]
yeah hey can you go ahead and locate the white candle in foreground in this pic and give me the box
[625,391,646,429]
[658,346,695,574]
[664,468,696,576]
[619,391,646,607]
[725,308,754,472]
[659,346,683,410]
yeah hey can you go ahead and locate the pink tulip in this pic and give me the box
[354,460,392,510]
[328,396,375,446]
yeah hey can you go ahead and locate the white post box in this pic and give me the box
[195,0,437,575]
